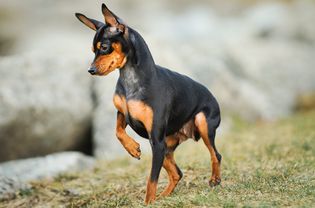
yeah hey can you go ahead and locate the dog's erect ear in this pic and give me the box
[101,3,125,32]
[101,3,118,26]
[75,13,104,31]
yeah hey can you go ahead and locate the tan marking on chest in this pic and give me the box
[127,100,153,133]
[113,94,127,114]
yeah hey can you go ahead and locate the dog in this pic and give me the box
[75,3,222,204]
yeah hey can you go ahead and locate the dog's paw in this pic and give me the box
[209,177,221,187]
[125,140,141,159]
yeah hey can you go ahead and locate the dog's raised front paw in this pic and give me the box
[125,140,141,159]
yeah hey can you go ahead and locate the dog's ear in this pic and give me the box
[75,13,104,31]
[101,3,125,32]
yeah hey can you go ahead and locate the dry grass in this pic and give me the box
[1,111,315,208]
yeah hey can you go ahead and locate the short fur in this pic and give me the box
[75,3,222,205]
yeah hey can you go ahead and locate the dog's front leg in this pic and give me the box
[145,126,166,204]
[115,111,141,159]
[125,100,165,204]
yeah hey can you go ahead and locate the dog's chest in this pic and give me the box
[119,66,146,99]
[113,94,153,136]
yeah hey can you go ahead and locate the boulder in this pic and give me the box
[212,2,315,120]
[0,152,95,182]
[145,1,315,120]
[0,54,93,162]
[0,176,30,200]
[218,38,315,120]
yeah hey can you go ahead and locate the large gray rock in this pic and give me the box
[0,152,94,200]
[0,54,93,162]
[211,2,315,120]
[0,152,95,181]
[0,176,30,200]
[219,39,315,120]
[145,1,315,120]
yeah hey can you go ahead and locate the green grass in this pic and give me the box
[1,111,315,208]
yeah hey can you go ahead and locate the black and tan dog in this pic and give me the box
[75,3,222,204]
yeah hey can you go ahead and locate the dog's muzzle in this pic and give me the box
[88,66,97,75]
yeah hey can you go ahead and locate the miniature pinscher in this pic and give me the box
[75,3,221,204]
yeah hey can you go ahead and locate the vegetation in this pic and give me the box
[1,111,315,208]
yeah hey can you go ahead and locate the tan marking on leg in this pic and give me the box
[127,100,153,133]
[125,100,154,203]
[116,112,141,159]
[145,179,157,204]
[113,94,127,114]
[165,135,179,148]
[159,151,181,197]
[113,95,141,159]
[195,112,221,186]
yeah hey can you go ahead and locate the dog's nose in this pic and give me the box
[88,66,97,75]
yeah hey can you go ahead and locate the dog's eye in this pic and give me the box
[101,44,109,51]
[99,42,113,55]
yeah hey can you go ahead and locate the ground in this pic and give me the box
[1,111,315,208]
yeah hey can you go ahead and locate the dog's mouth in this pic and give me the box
[88,66,97,75]
[88,62,117,76]
[88,71,97,75]
[88,67,112,76]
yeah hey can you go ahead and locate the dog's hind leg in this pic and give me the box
[195,111,222,186]
[159,135,183,197]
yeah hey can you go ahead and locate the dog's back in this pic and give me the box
[152,65,221,136]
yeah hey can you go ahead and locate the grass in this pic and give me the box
[1,111,315,208]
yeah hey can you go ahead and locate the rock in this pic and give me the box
[213,2,315,120]
[220,38,315,120]
[0,176,31,200]
[0,152,95,182]
[0,53,93,162]
[245,2,315,44]
[145,1,315,121]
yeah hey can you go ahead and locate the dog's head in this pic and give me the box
[75,4,129,76]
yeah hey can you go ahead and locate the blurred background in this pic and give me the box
[0,0,315,174]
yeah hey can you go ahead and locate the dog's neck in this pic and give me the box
[118,28,156,98]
